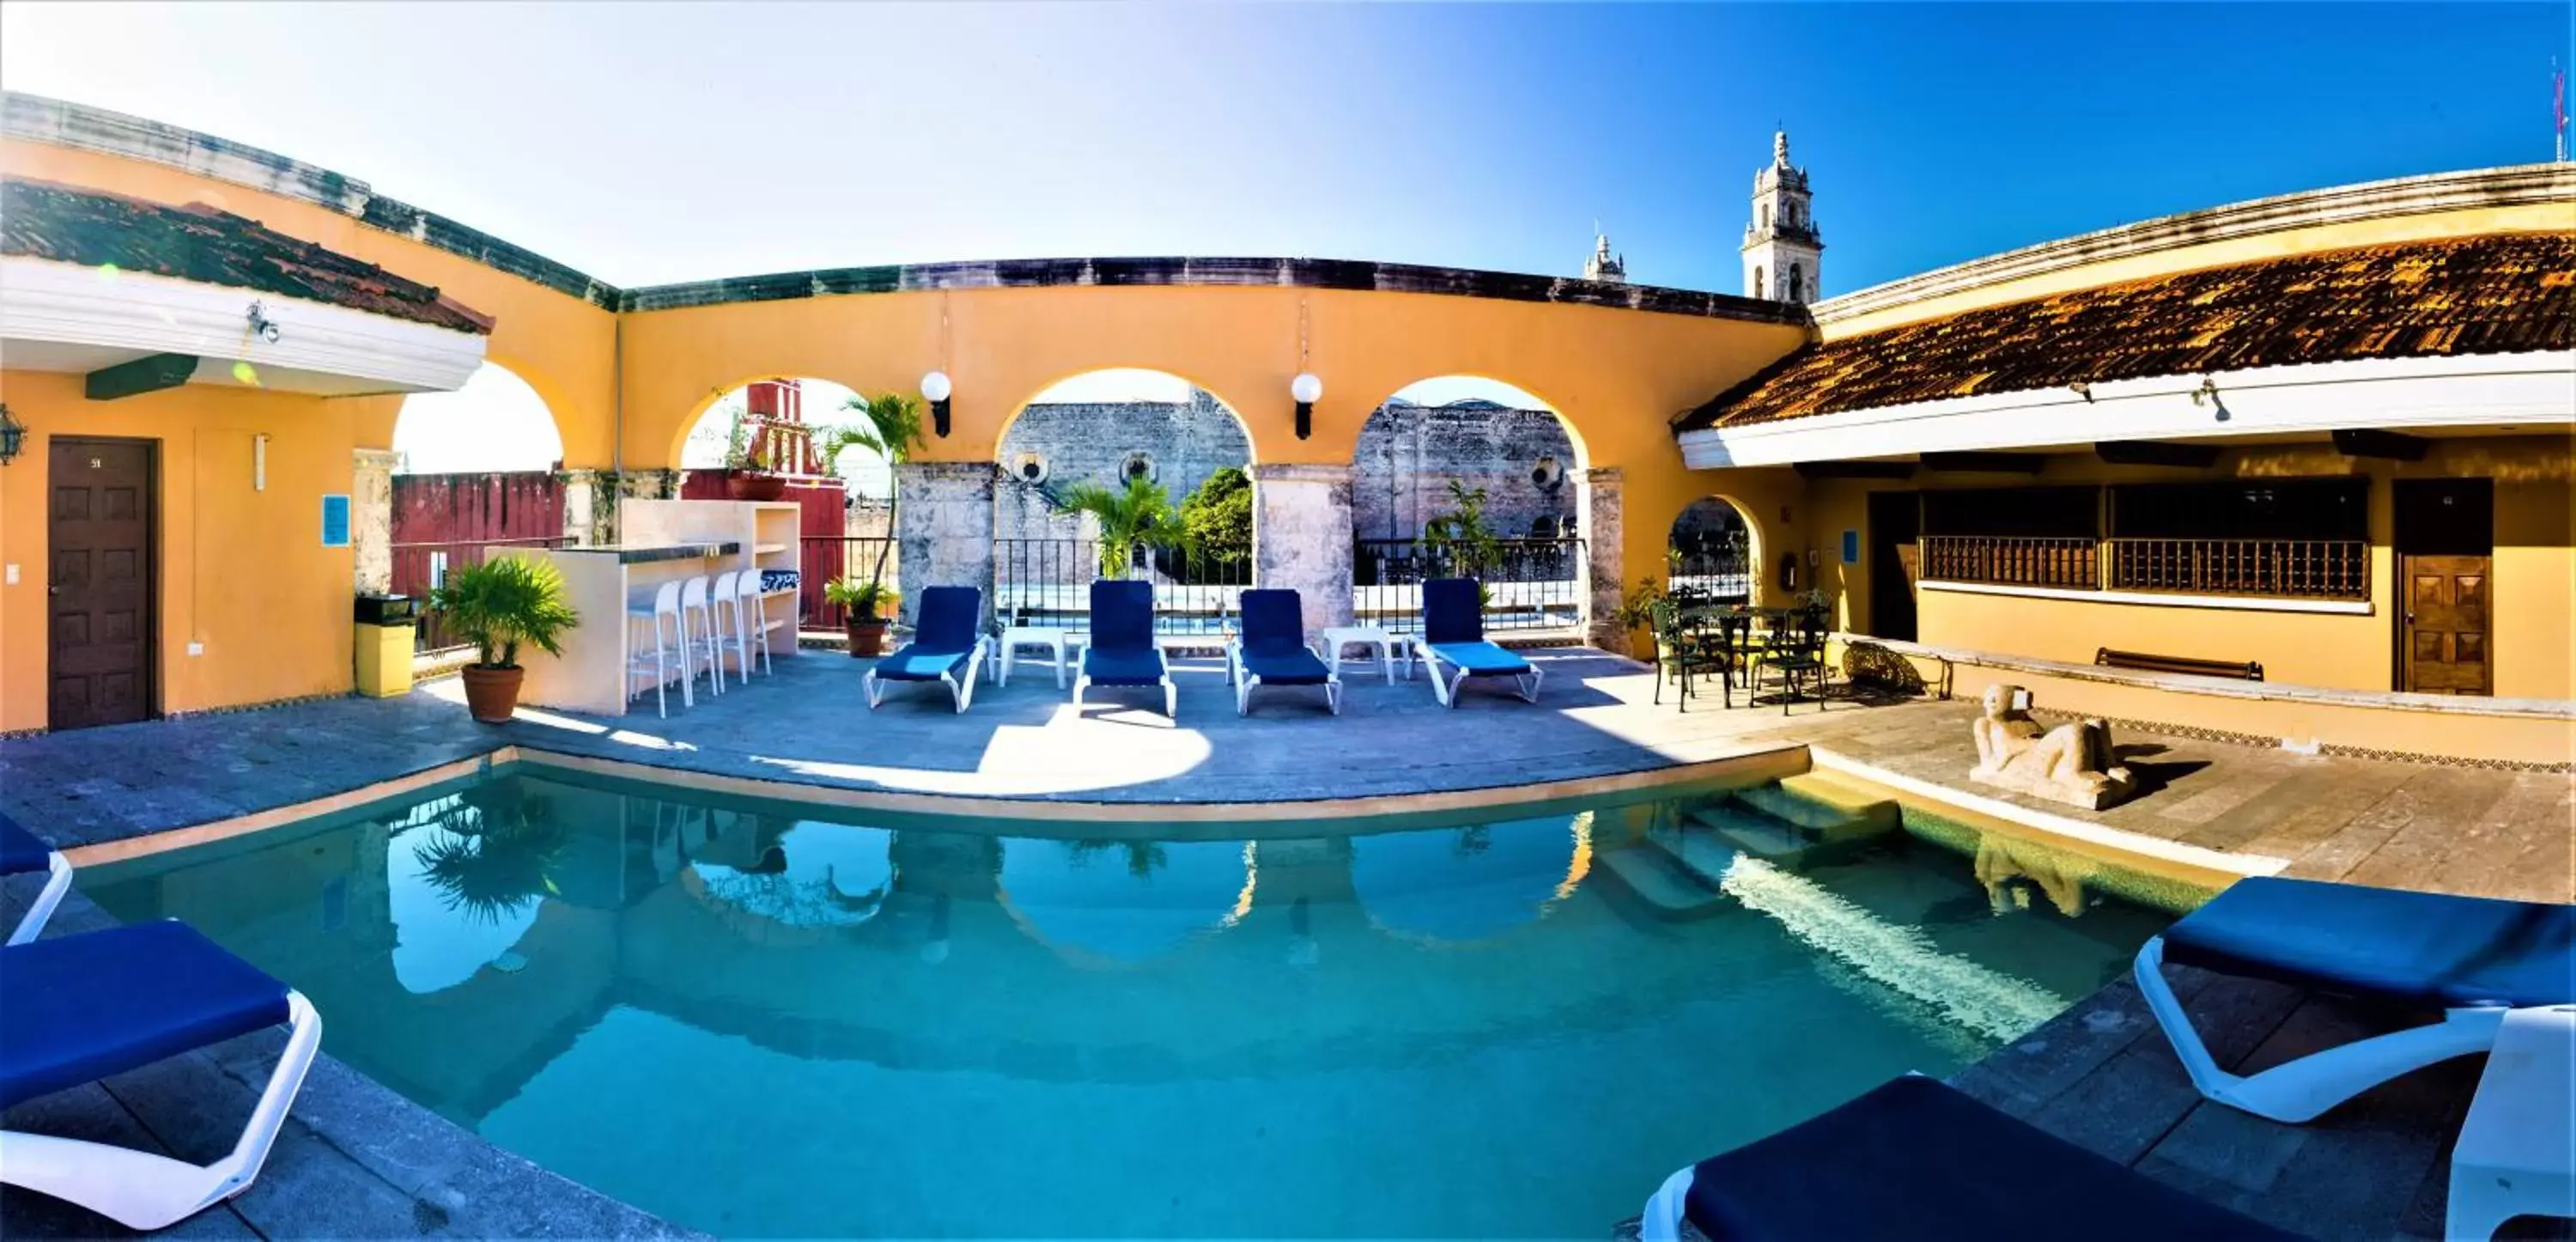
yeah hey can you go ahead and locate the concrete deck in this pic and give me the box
[3,651,2568,1239]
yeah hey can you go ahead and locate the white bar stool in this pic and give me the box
[625,580,690,716]
[711,569,757,687]
[733,573,774,678]
[679,575,723,698]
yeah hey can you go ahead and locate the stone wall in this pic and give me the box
[993,393,1250,543]
[1352,399,1577,543]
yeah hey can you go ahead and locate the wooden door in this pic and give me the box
[2403,556,2491,694]
[48,437,157,729]
[1866,490,1920,642]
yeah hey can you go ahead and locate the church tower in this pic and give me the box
[1741,129,1821,304]
[1583,229,1625,283]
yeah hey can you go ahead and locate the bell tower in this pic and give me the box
[1583,228,1625,283]
[1741,129,1822,304]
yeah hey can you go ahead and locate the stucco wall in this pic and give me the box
[0,369,379,732]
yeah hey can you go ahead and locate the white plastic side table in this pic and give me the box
[994,626,1076,689]
[2449,1003,2575,1241]
[1318,625,1403,685]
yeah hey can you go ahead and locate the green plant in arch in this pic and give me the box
[823,577,898,619]
[1060,477,1190,578]
[426,556,578,670]
[1178,466,1254,567]
[817,392,927,615]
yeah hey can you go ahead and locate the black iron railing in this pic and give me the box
[2108,538,2368,600]
[1353,537,1586,635]
[392,537,568,653]
[993,539,1250,634]
[1668,534,1753,604]
[801,536,898,628]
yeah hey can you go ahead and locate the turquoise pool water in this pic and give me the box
[82,769,2167,1239]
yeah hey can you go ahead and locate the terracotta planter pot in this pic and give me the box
[459,665,525,724]
[846,618,890,657]
[726,472,788,502]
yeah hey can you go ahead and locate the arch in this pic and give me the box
[392,360,566,473]
[1349,375,1588,543]
[990,365,1257,463]
[664,370,890,478]
[1753,266,1767,300]
[996,837,1250,965]
[1349,815,1583,944]
[683,820,895,930]
[1668,496,1761,603]
[1788,263,1806,303]
[1759,203,1770,230]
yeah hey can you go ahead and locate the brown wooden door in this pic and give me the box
[2403,556,2491,694]
[48,437,157,729]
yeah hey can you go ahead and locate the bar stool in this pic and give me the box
[680,575,723,698]
[709,569,749,689]
[625,580,690,716]
[732,573,774,679]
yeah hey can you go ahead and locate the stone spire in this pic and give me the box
[1583,228,1626,283]
[1774,128,1790,167]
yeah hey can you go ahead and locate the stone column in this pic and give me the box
[896,461,997,630]
[1250,463,1354,641]
[1577,466,1625,654]
[350,447,399,594]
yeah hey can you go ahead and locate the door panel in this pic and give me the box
[48,438,156,729]
[2402,555,2490,695]
[1866,490,1919,642]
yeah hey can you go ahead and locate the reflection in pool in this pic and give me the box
[82,769,2168,1239]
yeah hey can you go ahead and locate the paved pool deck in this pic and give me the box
[3,648,2568,1238]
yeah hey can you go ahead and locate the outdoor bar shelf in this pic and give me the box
[557,542,744,564]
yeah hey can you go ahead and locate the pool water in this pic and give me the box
[83,769,2168,1239]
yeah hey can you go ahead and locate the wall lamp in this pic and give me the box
[246,301,283,344]
[0,404,22,466]
[2189,375,2228,422]
[920,370,953,438]
[1290,372,1322,441]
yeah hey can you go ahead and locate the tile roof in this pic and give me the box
[1678,231,2575,431]
[0,177,494,334]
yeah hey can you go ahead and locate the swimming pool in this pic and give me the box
[82,767,2168,1238]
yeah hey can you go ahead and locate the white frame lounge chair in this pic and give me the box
[2,812,72,946]
[1228,589,1341,715]
[1,920,322,1230]
[1072,579,1176,717]
[1409,577,1540,708]
[861,585,992,713]
[2136,876,2573,1123]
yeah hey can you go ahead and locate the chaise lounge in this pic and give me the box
[1410,577,1541,708]
[1228,588,1340,715]
[1,811,72,946]
[1640,1074,2295,1242]
[1073,579,1176,717]
[862,585,992,713]
[1,920,323,1229]
[2134,874,2574,1123]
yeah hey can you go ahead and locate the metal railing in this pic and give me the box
[1354,537,1586,635]
[1918,535,2100,591]
[391,537,569,652]
[800,536,898,629]
[993,539,1251,634]
[2108,538,2369,600]
[1668,543,1753,604]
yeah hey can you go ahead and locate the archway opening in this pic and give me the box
[1668,496,1757,605]
[993,368,1252,631]
[388,362,570,651]
[680,377,904,629]
[1350,377,1584,635]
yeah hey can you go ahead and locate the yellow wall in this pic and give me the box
[1792,434,2575,699]
[0,370,399,731]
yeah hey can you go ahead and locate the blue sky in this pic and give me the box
[5,3,2565,296]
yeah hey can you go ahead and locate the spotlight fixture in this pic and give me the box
[2068,381,2093,403]
[2190,376,2228,422]
[246,301,282,344]
[1290,372,1322,441]
[920,370,953,437]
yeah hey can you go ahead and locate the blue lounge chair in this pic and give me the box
[2136,875,2574,1123]
[1,810,72,946]
[1074,580,1175,716]
[1640,1075,2295,1242]
[862,586,992,713]
[1410,577,1540,707]
[1228,589,1340,715]
[1,920,322,1229]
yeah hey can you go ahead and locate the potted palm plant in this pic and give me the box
[813,391,926,646]
[427,555,579,723]
[824,578,899,656]
[1060,476,1189,578]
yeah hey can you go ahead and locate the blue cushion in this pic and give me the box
[0,811,52,876]
[1090,580,1155,652]
[1421,578,1485,646]
[1242,647,1331,686]
[1429,641,1531,677]
[872,643,975,683]
[1683,1075,2295,1242]
[913,586,982,652]
[0,920,292,1110]
[1237,589,1305,649]
[1082,646,1165,686]
[2164,876,2573,1011]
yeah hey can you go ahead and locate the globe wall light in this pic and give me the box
[1290,373,1323,441]
[921,370,953,437]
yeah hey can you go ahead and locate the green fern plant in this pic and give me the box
[426,556,578,670]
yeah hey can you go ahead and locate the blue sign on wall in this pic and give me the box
[1841,528,1861,564]
[321,494,352,548]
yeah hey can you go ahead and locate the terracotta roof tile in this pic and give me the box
[1678,231,2574,431]
[0,177,494,335]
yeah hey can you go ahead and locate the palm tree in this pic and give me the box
[1059,477,1190,578]
[815,393,927,608]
